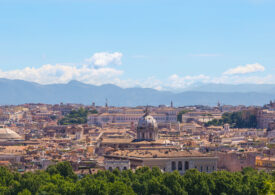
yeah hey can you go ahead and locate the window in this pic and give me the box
[142,133,145,139]
[185,161,189,170]
[172,161,176,171]
[212,166,215,171]
[109,167,112,171]
[200,166,203,172]
[150,132,152,139]
[178,161,182,171]
[206,166,208,172]
[123,167,127,170]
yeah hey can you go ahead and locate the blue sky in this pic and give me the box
[0,0,275,90]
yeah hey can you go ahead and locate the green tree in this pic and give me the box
[58,108,98,125]
[109,181,135,195]
[0,162,274,195]
[177,110,190,122]
[47,162,77,181]
[205,109,258,128]
[18,189,31,195]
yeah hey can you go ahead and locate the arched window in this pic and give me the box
[200,166,203,172]
[178,161,182,171]
[109,167,112,171]
[123,167,127,170]
[142,132,145,139]
[171,161,176,171]
[185,161,189,170]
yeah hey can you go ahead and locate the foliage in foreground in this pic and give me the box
[0,162,274,195]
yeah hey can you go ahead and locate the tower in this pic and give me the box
[105,98,108,108]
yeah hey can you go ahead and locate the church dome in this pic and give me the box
[136,109,159,141]
[0,128,22,140]
[138,114,158,129]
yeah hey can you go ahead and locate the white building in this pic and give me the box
[104,159,130,171]
[88,112,177,126]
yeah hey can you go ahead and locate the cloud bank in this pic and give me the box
[223,63,265,75]
[0,64,123,85]
[0,52,124,85]
[0,55,273,91]
[85,52,122,66]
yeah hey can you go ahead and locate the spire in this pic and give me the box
[170,100,173,108]
[144,106,149,116]
[105,98,108,108]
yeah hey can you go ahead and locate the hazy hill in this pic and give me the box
[185,83,275,93]
[0,78,274,106]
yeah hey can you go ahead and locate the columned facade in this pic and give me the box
[167,157,217,173]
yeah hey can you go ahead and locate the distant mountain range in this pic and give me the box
[184,83,275,93]
[0,78,274,106]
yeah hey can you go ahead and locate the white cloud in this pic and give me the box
[164,73,275,90]
[85,52,122,66]
[167,74,210,89]
[0,51,125,86]
[0,64,123,85]
[211,74,275,85]
[223,63,265,75]
[0,55,274,91]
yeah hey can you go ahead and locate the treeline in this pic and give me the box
[58,108,98,125]
[0,162,274,195]
[205,109,258,128]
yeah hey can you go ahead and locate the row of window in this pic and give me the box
[171,161,215,172]
[108,166,127,171]
[139,132,154,139]
[90,117,177,122]
[171,161,189,171]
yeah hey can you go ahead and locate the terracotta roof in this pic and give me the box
[108,148,213,159]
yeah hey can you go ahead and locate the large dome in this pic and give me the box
[136,111,159,141]
[0,128,22,140]
[138,114,158,129]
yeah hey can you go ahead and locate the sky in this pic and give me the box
[0,0,275,91]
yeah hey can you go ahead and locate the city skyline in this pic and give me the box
[0,1,274,193]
